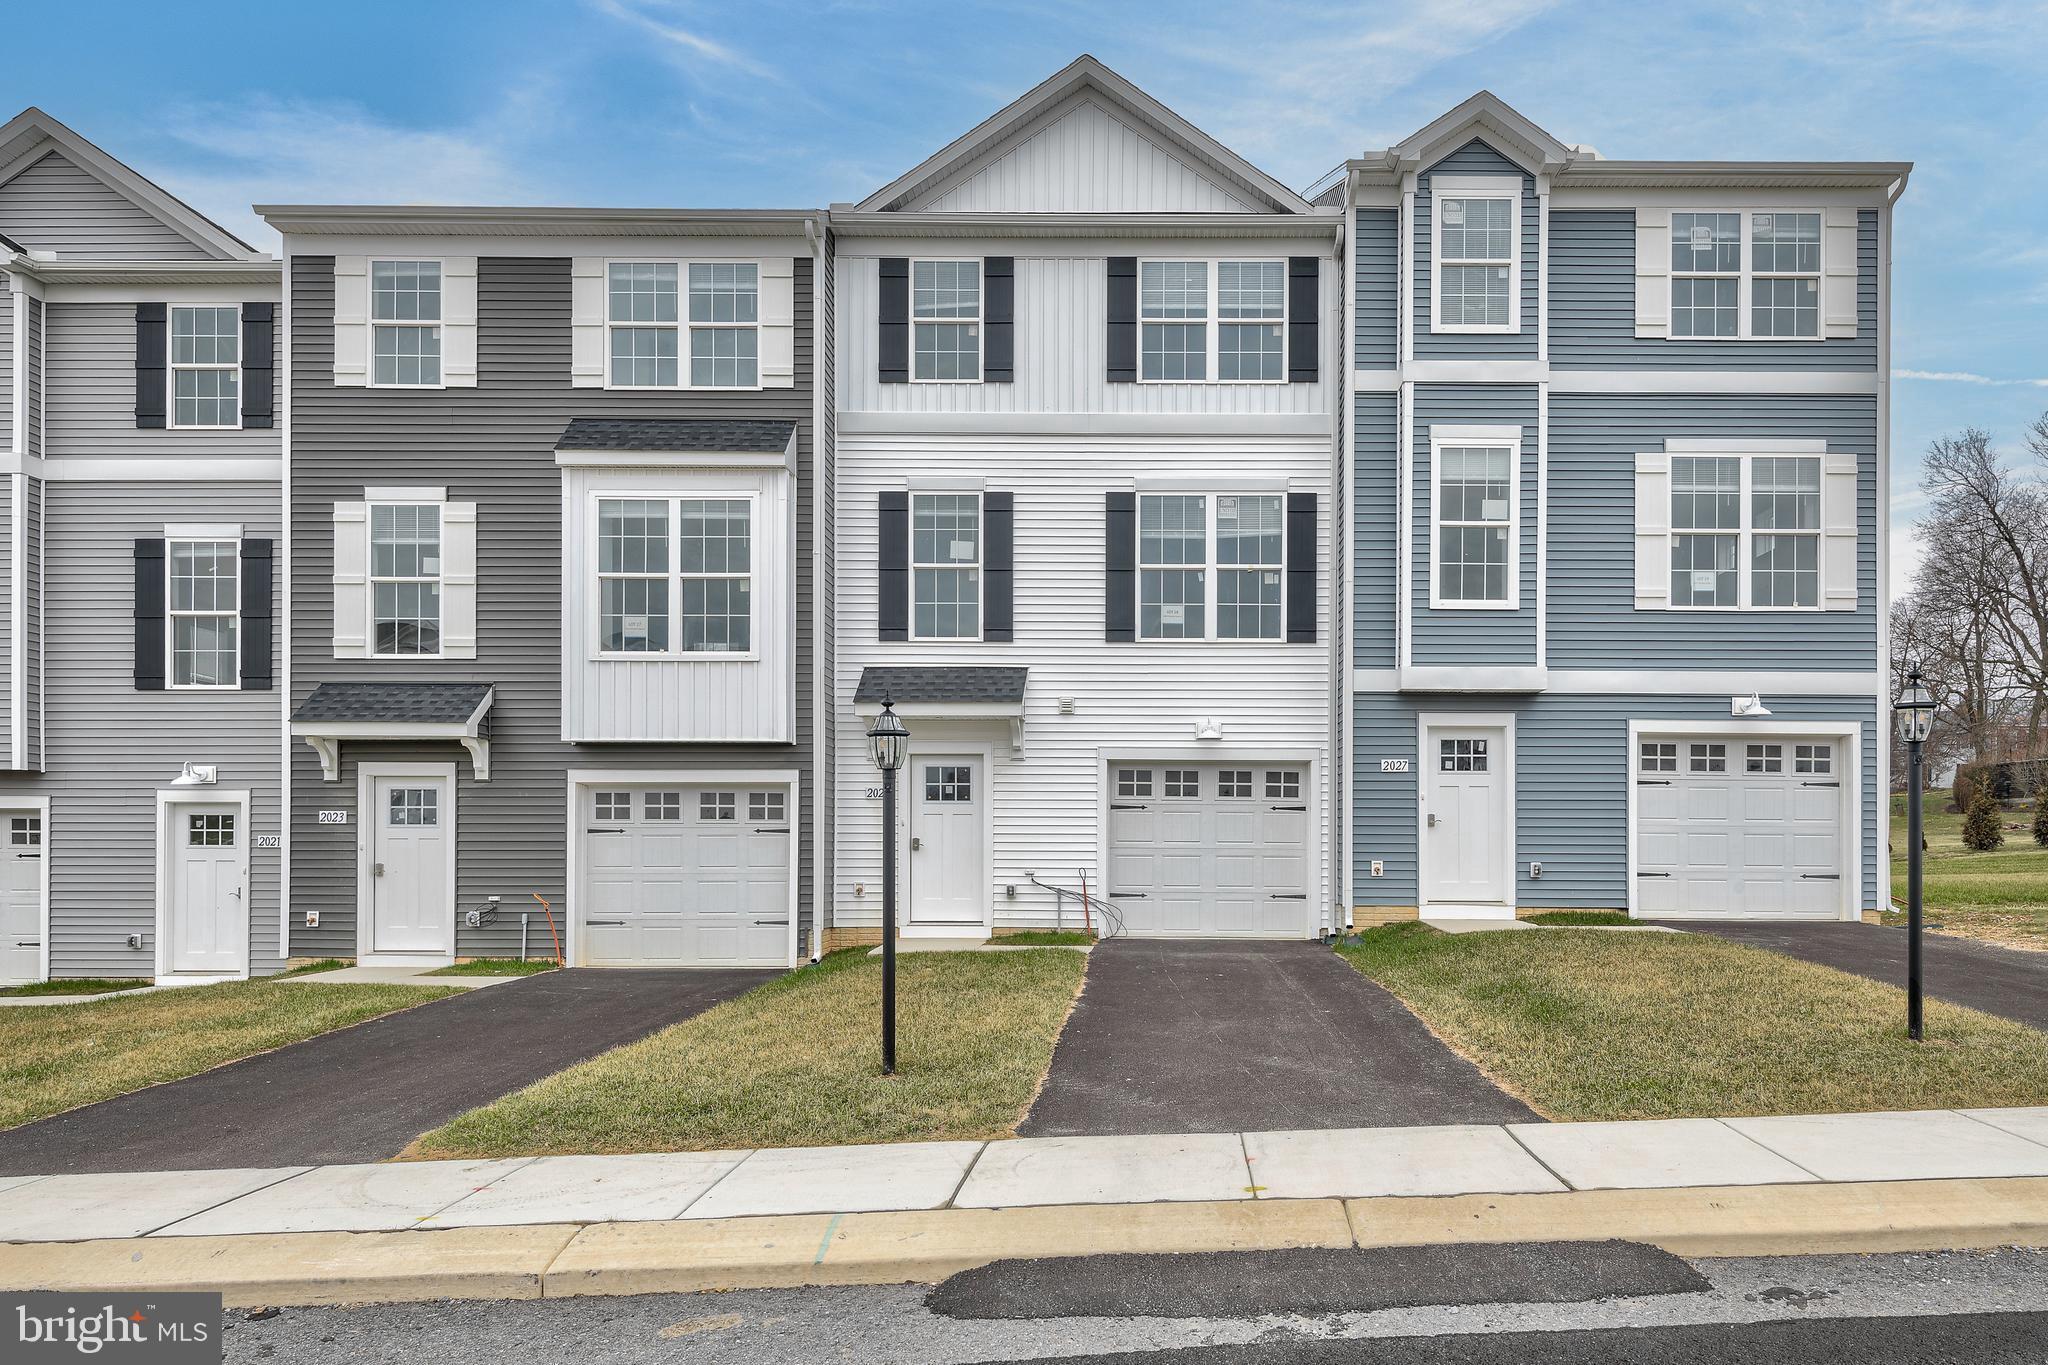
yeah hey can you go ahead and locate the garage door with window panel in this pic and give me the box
[1636,736,1844,918]
[581,783,791,966]
[1107,763,1310,937]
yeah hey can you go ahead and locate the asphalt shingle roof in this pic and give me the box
[291,682,492,727]
[855,666,1028,706]
[555,418,796,454]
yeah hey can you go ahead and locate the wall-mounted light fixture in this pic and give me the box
[1729,693,1772,718]
[170,762,218,787]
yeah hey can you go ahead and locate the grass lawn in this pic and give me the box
[410,947,1087,1158]
[1883,793,2048,950]
[0,979,462,1131]
[275,959,351,978]
[1340,924,2048,1121]
[0,978,148,998]
[1519,911,1633,927]
[424,958,559,976]
[992,931,1096,946]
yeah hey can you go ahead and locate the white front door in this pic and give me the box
[168,802,244,974]
[0,813,43,982]
[369,776,452,955]
[909,755,984,926]
[1421,726,1510,909]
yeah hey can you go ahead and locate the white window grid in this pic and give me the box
[1218,770,1252,798]
[167,538,240,689]
[170,305,240,429]
[1689,742,1727,773]
[1435,194,1516,332]
[646,791,683,821]
[748,791,787,824]
[1265,770,1302,799]
[1433,444,1516,609]
[9,816,39,847]
[1667,454,1822,611]
[593,791,631,822]
[606,261,761,389]
[911,493,982,640]
[1669,211,1823,341]
[187,813,235,846]
[1639,741,1677,773]
[1116,768,1152,798]
[1440,738,1488,772]
[1795,743,1833,775]
[697,792,736,821]
[924,766,973,803]
[1138,259,1286,383]
[369,504,443,657]
[370,260,443,387]
[1745,743,1784,774]
[387,787,438,827]
[911,259,981,382]
[1163,769,1200,798]
[594,494,755,659]
[1137,493,1286,641]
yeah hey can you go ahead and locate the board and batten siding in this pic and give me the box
[287,254,815,960]
[832,431,1334,933]
[1410,384,1538,666]
[0,483,283,977]
[1352,208,1398,369]
[1352,392,1397,668]
[0,285,12,451]
[1548,391,1877,670]
[43,303,278,462]
[1549,210,1878,371]
[1413,140,1538,360]
[0,152,216,261]
[836,252,1335,415]
[1350,691,1880,912]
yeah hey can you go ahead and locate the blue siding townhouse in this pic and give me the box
[1333,94,1908,926]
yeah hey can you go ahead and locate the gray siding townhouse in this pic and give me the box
[1336,94,1907,925]
[0,109,283,985]
[264,204,829,969]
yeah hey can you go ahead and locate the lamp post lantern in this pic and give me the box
[1894,665,1936,1041]
[866,698,909,1074]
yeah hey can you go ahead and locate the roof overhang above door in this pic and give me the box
[290,683,494,781]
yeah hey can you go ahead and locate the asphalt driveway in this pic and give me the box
[1667,921,2048,1032]
[0,968,779,1175]
[1020,940,1537,1136]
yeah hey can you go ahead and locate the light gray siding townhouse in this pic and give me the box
[827,57,1343,948]
[0,109,283,984]
[264,204,829,969]
[1335,94,1907,925]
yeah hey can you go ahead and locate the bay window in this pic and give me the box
[596,494,753,655]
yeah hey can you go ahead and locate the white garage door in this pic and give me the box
[1635,737,1845,919]
[1106,763,1311,937]
[580,783,791,967]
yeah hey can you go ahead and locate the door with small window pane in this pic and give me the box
[581,784,790,966]
[1636,735,1845,918]
[368,776,451,955]
[0,814,43,983]
[169,802,243,974]
[1107,762,1311,936]
[909,757,984,926]
[1421,728,1508,907]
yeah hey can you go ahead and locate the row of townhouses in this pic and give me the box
[0,58,1906,983]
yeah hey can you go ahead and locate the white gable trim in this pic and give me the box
[1388,92,1574,178]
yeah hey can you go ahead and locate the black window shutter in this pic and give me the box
[1106,257,1137,383]
[1287,257,1320,383]
[878,491,909,640]
[983,257,1014,383]
[1105,492,1136,641]
[240,538,274,690]
[134,538,166,689]
[135,303,167,429]
[1286,492,1317,643]
[241,303,275,429]
[983,492,1014,641]
[878,258,909,384]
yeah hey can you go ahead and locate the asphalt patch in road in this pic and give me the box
[926,1240,1710,1320]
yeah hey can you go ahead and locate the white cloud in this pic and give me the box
[1895,368,2048,387]
[588,0,778,80]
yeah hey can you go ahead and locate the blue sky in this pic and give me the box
[18,0,2046,595]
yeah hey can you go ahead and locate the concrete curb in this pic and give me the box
[2,1179,2045,1307]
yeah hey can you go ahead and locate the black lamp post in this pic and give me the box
[1894,665,1935,1041]
[865,697,909,1074]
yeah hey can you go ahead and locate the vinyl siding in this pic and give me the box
[22,475,40,771]
[288,253,815,960]
[0,483,284,977]
[1411,384,1538,665]
[1352,391,1397,668]
[1549,209,1878,371]
[23,296,40,460]
[1350,691,1880,912]
[1548,391,1878,670]
[43,303,279,462]
[0,285,11,452]
[1413,140,1538,360]
[1352,208,1398,368]
[0,478,11,771]
[0,152,214,261]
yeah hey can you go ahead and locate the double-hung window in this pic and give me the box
[170,306,239,428]
[1668,455,1820,609]
[370,504,442,655]
[1670,213,1821,340]
[608,262,759,388]
[1435,193,1515,331]
[1137,493,1284,641]
[596,495,753,655]
[1216,261,1285,380]
[1434,445,1515,607]
[1140,260,1286,382]
[688,263,759,387]
[912,260,980,381]
[911,493,981,639]
[167,539,238,687]
[371,260,442,386]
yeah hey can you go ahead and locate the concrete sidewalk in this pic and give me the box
[4,1107,2048,1243]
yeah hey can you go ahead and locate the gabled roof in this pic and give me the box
[854,55,1312,215]
[0,106,261,260]
[1377,91,1577,175]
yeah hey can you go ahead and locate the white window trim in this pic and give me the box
[1663,451,1823,612]
[1669,208,1825,342]
[1135,491,1289,643]
[367,258,447,389]
[367,500,446,659]
[1428,428,1522,611]
[909,490,984,642]
[909,257,984,385]
[602,258,765,393]
[588,489,762,662]
[1429,175,1521,335]
[167,301,243,431]
[1135,256,1289,385]
[165,534,242,690]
